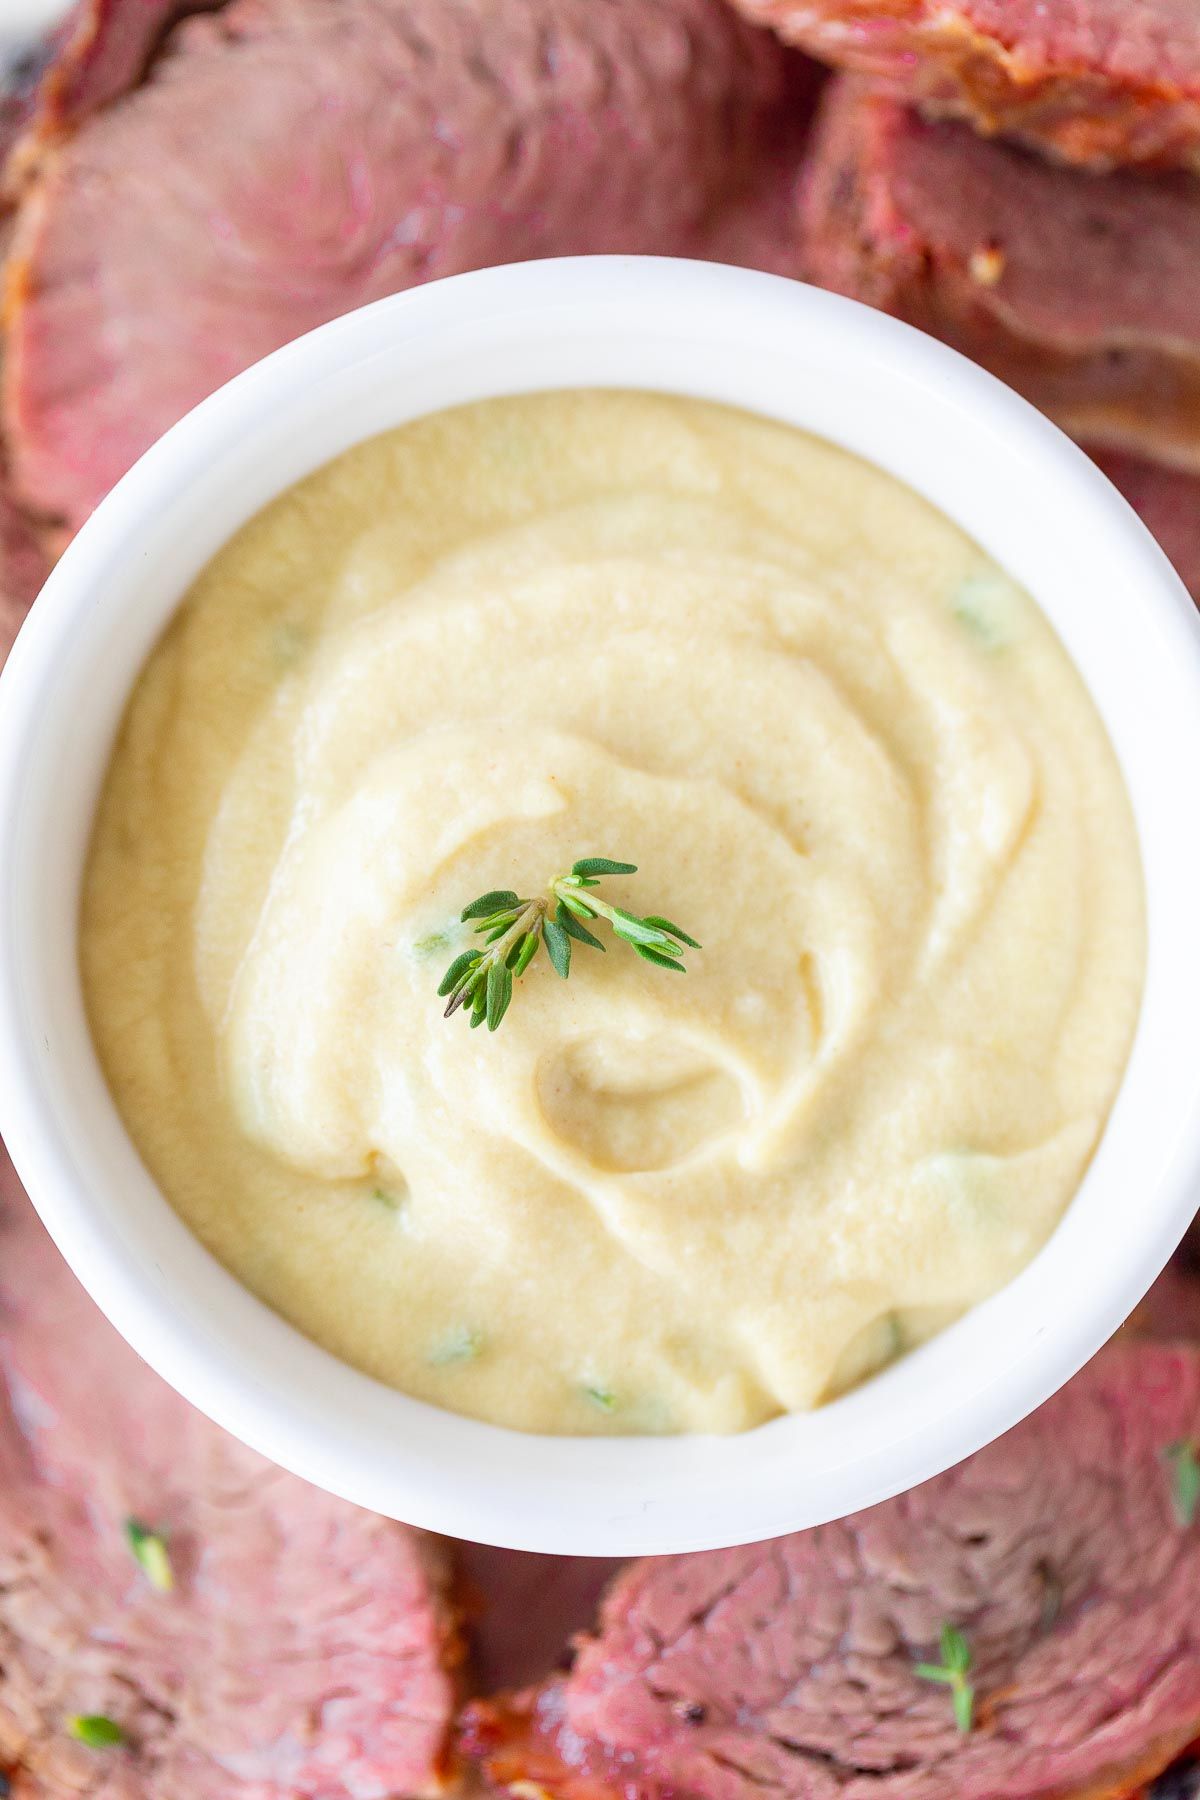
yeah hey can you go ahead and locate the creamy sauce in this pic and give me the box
[81,392,1146,1434]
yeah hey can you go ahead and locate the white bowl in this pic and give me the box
[1,257,1199,1556]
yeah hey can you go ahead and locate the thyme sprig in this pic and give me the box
[914,1624,975,1734]
[124,1518,173,1593]
[438,857,699,1031]
[70,1715,125,1749]
[1164,1439,1200,1528]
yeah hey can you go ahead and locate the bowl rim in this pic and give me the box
[1,254,1199,1556]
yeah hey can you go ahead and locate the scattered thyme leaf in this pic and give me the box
[412,928,453,958]
[372,1187,402,1211]
[915,1625,974,1733]
[1164,1440,1200,1528]
[584,1384,617,1412]
[952,574,1013,652]
[430,1327,484,1366]
[952,1682,975,1736]
[124,1519,173,1593]
[272,620,308,669]
[437,857,699,1030]
[70,1716,125,1749]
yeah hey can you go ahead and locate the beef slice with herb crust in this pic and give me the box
[3,0,814,533]
[802,77,1200,477]
[726,0,1200,173]
[466,1341,1200,1800]
[0,1149,463,1799]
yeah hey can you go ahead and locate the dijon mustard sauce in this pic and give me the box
[81,392,1145,1434]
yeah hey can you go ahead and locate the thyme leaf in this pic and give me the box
[70,1716,125,1749]
[914,1624,974,1734]
[124,1518,173,1593]
[429,1327,484,1366]
[1164,1440,1200,1528]
[438,857,700,1030]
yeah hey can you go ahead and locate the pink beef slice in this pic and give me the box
[0,4,222,202]
[1095,450,1200,604]
[32,0,223,135]
[0,1150,462,1799]
[802,77,1200,477]
[0,0,223,171]
[726,0,1200,172]
[3,0,813,532]
[456,1548,625,1696]
[466,1341,1200,1800]
[0,487,49,667]
[1131,1262,1200,1342]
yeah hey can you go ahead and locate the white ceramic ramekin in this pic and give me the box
[1,257,1199,1556]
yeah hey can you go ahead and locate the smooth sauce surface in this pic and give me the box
[81,393,1145,1434]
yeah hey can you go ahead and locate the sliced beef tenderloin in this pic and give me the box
[26,0,223,140]
[0,482,49,667]
[4,0,812,533]
[467,1341,1200,1800]
[1095,451,1200,605]
[1179,1220,1200,1276]
[1127,1262,1200,1341]
[1,2,223,202]
[0,1150,463,1799]
[803,77,1200,476]
[727,0,1200,172]
[457,1549,624,1694]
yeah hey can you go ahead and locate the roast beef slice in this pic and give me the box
[802,77,1200,477]
[0,1151,462,1799]
[29,0,222,137]
[3,0,813,531]
[726,0,1200,172]
[1094,451,1200,605]
[468,1342,1200,1800]
[0,483,49,666]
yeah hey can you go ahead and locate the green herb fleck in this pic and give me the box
[272,620,309,668]
[429,1327,484,1366]
[371,1187,402,1212]
[1164,1440,1200,1528]
[584,1384,617,1413]
[438,857,700,1031]
[914,1624,974,1734]
[124,1518,173,1593]
[413,929,453,958]
[70,1715,125,1749]
[952,574,1013,652]
[1037,1559,1062,1634]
